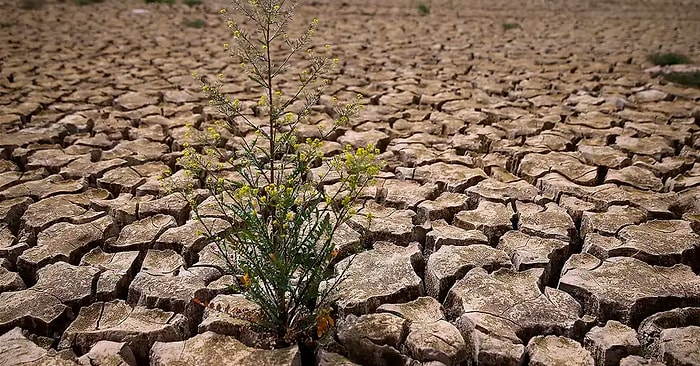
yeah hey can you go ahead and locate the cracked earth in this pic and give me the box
[1,0,700,365]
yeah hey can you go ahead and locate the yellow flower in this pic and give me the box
[241,272,251,288]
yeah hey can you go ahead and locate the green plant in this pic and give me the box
[502,22,520,31]
[648,52,690,66]
[184,0,202,6]
[662,71,700,88]
[417,2,430,15]
[182,19,206,28]
[165,0,381,362]
[19,0,45,9]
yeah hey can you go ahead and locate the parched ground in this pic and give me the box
[1,0,700,365]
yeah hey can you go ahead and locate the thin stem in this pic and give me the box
[266,13,275,187]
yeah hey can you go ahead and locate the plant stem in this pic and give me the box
[264,5,289,342]
[266,12,275,187]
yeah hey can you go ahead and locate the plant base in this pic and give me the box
[297,339,319,366]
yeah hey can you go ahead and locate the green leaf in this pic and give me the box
[248,75,266,87]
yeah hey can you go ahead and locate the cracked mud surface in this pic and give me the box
[1,0,700,365]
